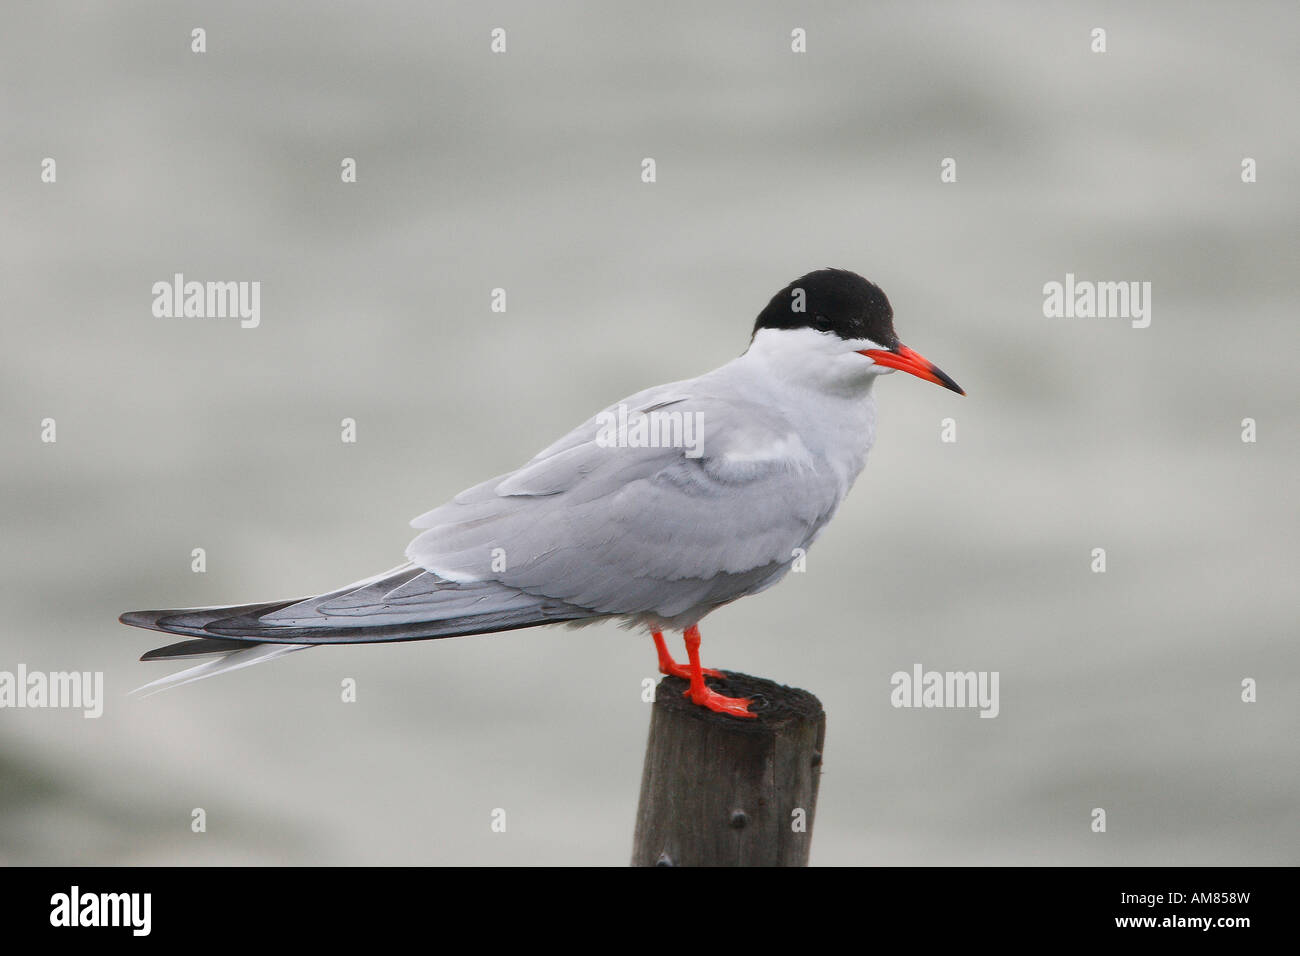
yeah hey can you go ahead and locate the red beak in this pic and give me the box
[858,344,965,395]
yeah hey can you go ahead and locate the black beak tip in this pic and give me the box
[935,368,965,396]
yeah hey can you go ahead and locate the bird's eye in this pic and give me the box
[811,315,833,333]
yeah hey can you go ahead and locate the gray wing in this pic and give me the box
[125,381,845,655]
[404,383,844,624]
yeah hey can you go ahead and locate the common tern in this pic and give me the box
[121,268,963,717]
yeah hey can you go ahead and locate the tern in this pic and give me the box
[121,268,963,716]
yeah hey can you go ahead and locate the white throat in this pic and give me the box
[742,326,890,398]
[717,327,882,489]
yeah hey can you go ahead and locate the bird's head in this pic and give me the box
[750,268,964,396]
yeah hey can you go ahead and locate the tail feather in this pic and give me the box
[122,562,598,694]
[130,643,311,697]
[139,637,261,661]
[121,601,300,639]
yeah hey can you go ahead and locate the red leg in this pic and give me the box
[652,631,721,679]
[681,625,754,719]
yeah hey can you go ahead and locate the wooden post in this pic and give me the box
[631,671,826,867]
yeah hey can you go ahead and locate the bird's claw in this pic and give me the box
[684,686,757,719]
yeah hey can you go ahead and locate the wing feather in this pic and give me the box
[405,385,845,621]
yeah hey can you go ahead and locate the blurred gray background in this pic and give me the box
[2,1,1296,865]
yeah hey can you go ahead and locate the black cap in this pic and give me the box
[753,268,899,349]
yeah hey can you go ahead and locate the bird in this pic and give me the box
[121,268,963,717]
